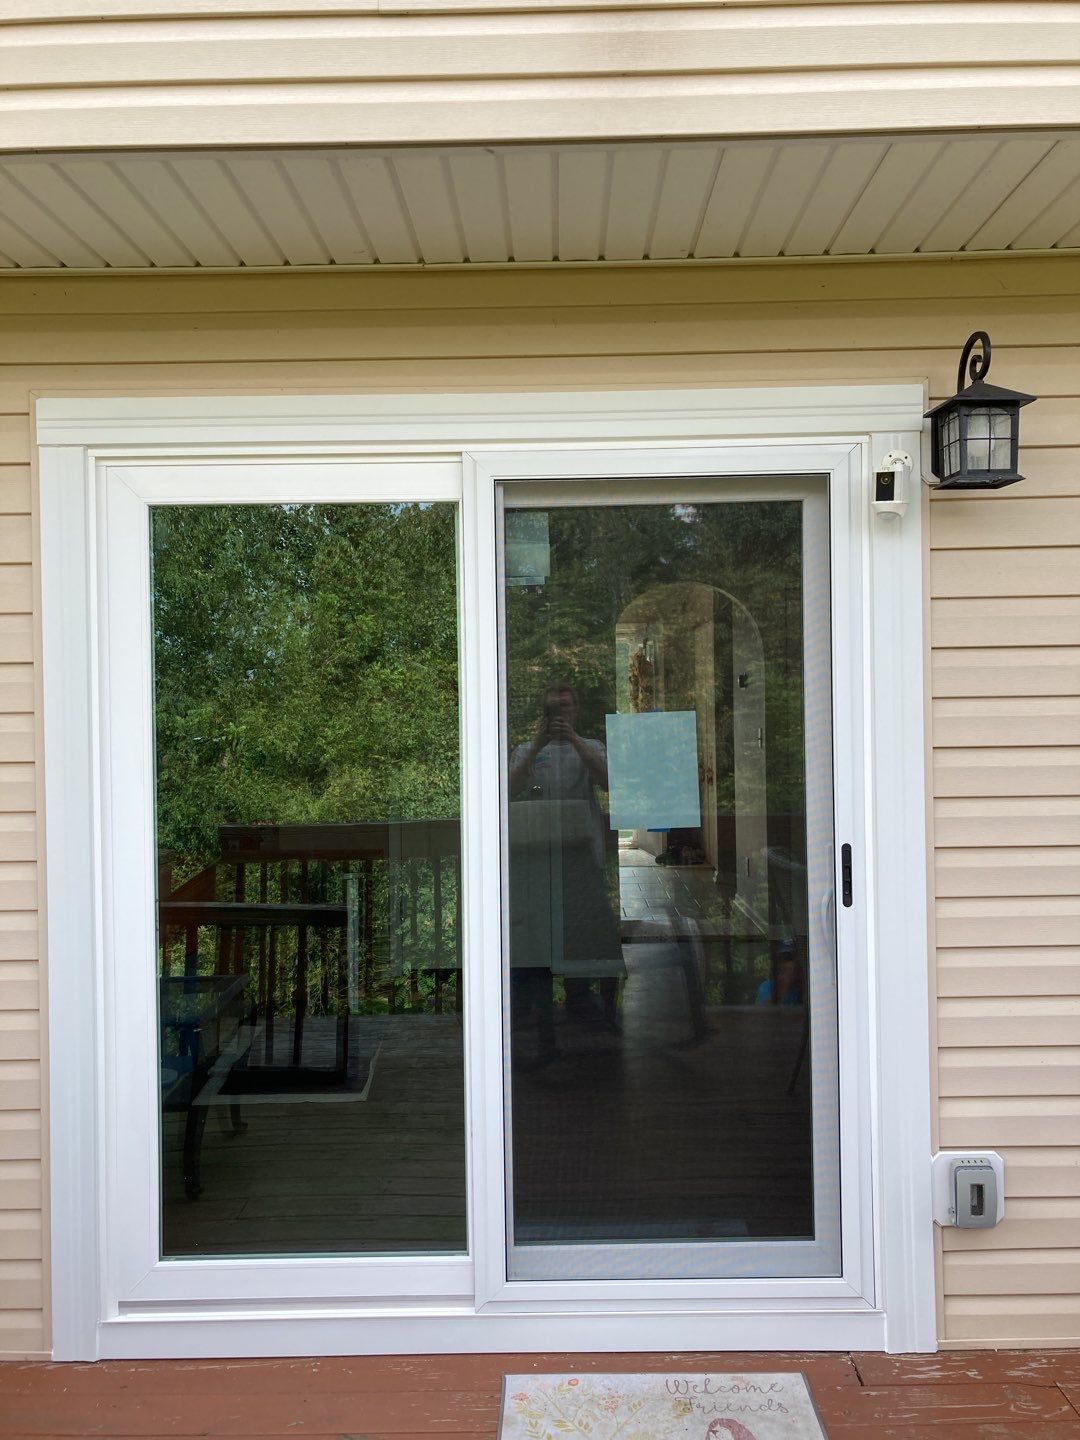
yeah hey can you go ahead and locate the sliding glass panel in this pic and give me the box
[500,478,837,1281]
[151,502,463,1258]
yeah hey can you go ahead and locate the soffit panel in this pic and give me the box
[1,135,1079,271]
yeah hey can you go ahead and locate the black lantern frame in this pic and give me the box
[924,332,1035,490]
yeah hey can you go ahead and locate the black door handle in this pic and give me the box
[841,843,853,907]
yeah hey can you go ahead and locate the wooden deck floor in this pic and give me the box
[3,1350,1080,1439]
[163,966,811,1258]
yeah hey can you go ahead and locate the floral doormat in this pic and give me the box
[499,1374,827,1440]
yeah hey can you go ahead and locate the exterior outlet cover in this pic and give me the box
[955,1163,998,1228]
[931,1150,1005,1227]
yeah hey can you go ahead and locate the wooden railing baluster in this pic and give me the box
[292,860,309,1068]
[433,857,444,1014]
[362,859,374,1010]
[232,863,246,975]
[160,821,462,1080]
[265,926,277,1064]
[257,863,268,1023]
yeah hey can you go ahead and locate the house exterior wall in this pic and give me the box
[0,1,1077,149]
[0,254,1077,1357]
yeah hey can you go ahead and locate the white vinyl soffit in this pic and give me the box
[1,132,1079,270]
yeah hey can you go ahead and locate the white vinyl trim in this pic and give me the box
[37,385,933,1359]
[35,387,924,448]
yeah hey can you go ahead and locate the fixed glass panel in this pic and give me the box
[151,502,464,1258]
[500,479,837,1281]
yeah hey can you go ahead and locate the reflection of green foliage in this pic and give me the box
[504,500,807,819]
[152,503,460,872]
[762,659,809,819]
[154,496,807,875]
[505,506,692,741]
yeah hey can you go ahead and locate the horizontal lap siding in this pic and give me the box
[0,253,1075,1354]
[0,421,39,1359]
[0,2,1074,150]
[929,337,1080,1345]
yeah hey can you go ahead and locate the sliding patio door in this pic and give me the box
[88,444,867,1322]
[496,472,842,1283]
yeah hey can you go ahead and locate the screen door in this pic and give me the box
[498,474,839,1282]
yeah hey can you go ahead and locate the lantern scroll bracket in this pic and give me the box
[957,330,992,394]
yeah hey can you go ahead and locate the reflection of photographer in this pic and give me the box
[510,685,608,811]
[508,683,624,1061]
[509,682,612,907]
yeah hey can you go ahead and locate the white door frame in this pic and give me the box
[36,385,934,1359]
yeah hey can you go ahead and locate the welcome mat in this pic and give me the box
[499,1374,827,1440]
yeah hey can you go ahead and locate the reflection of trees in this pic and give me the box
[152,503,460,881]
[153,497,806,878]
[504,500,806,821]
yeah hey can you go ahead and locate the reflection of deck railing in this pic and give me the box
[158,820,462,1087]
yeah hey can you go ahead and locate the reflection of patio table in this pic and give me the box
[160,975,251,1200]
[159,897,352,1081]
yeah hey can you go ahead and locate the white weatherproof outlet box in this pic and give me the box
[931,1151,1005,1227]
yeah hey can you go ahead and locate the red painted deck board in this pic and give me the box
[1,1351,1079,1439]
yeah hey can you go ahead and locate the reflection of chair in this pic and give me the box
[159,975,252,1199]
[671,911,710,1043]
[629,906,709,1044]
[763,846,813,1095]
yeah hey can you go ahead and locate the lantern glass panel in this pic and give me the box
[942,409,961,478]
[967,407,1012,471]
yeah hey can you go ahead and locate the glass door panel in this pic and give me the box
[151,501,464,1259]
[499,477,838,1281]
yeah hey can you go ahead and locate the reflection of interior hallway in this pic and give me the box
[616,848,774,1007]
[618,851,728,924]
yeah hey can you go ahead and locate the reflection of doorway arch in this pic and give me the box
[704,1419,758,1440]
[615,581,766,926]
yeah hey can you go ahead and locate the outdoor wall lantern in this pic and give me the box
[924,331,1036,489]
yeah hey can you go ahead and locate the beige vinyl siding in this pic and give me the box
[0,3,1076,149]
[0,253,1076,1354]
[932,356,1080,1341]
[0,423,39,1358]
[0,0,1002,14]
[5,9,1079,89]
